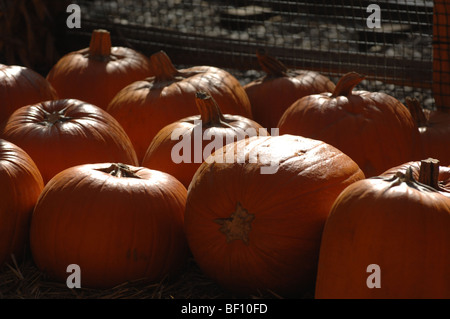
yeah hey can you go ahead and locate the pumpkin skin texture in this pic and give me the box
[0,99,138,183]
[0,64,58,125]
[141,92,267,188]
[46,29,152,110]
[0,139,44,266]
[29,163,188,289]
[107,50,253,163]
[277,72,422,178]
[315,160,450,299]
[184,134,364,296]
[244,50,335,130]
[405,97,450,166]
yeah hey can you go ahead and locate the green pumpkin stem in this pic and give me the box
[89,29,112,58]
[331,72,366,98]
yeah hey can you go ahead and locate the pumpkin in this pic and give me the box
[0,99,138,183]
[277,72,422,177]
[315,158,450,299]
[106,50,253,163]
[405,97,450,166]
[30,162,188,289]
[184,134,364,296]
[243,50,335,129]
[141,91,267,188]
[0,139,44,266]
[0,64,58,125]
[46,29,153,110]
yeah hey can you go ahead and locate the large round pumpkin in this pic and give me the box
[106,50,253,163]
[46,29,153,110]
[0,139,44,266]
[0,64,58,125]
[0,99,138,183]
[30,163,188,289]
[244,50,335,129]
[184,134,364,296]
[405,97,450,166]
[315,158,450,299]
[141,91,267,188]
[277,72,422,177]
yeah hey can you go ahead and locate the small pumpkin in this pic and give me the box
[107,50,253,163]
[0,139,44,266]
[141,91,267,188]
[46,29,153,110]
[405,97,450,166]
[184,134,364,296]
[243,50,335,129]
[0,64,58,125]
[315,158,450,299]
[278,72,422,177]
[30,163,188,289]
[0,99,138,183]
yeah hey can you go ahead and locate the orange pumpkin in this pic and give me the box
[107,50,253,163]
[315,158,450,299]
[46,29,152,110]
[278,72,422,177]
[184,134,364,296]
[30,163,188,289]
[0,99,138,183]
[0,64,58,125]
[141,91,267,188]
[0,139,44,266]
[244,50,335,129]
[405,97,450,166]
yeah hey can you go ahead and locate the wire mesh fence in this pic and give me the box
[63,0,441,107]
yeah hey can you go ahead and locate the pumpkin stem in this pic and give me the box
[149,51,180,81]
[418,158,440,190]
[256,49,288,77]
[195,91,232,128]
[99,163,141,179]
[405,97,428,127]
[331,72,366,98]
[89,29,112,58]
[40,105,73,126]
[214,202,255,246]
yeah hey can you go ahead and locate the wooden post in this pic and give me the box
[433,1,450,109]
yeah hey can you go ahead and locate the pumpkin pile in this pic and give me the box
[0,28,448,299]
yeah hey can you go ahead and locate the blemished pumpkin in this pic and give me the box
[0,64,58,125]
[277,72,422,177]
[0,139,44,266]
[0,99,138,183]
[30,163,188,289]
[106,50,253,163]
[141,91,267,188]
[46,29,153,110]
[184,134,364,296]
[244,50,335,129]
[315,158,450,299]
[405,97,450,166]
